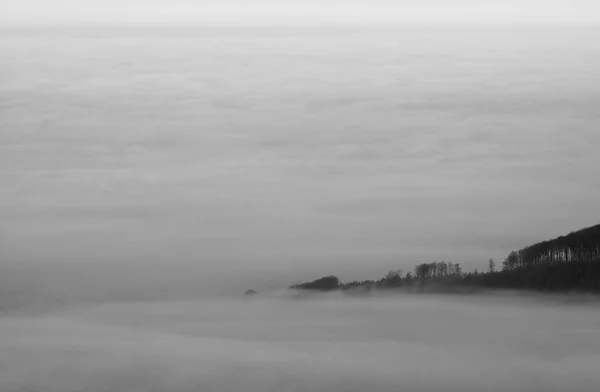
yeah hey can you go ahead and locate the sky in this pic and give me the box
[1,1,600,295]
[2,0,600,27]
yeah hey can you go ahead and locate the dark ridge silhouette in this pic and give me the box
[244,289,258,296]
[289,275,340,291]
[289,223,600,294]
[514,223,600,267]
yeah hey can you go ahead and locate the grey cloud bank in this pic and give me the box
[2,27,599,287]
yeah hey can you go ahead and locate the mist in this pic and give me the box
[2,292,600,392]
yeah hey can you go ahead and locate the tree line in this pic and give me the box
[288,223,600,293]
[503,224,600,269]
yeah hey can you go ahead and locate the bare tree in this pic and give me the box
[488,258,496,273]
[454,263,462,277]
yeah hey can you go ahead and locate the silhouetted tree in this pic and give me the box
[454,263,462,276]
[488,258,496,273]
[384,269,403,287]
[503,251,519,271]
[438,261,448,277]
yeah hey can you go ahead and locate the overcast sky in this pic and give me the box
[1,1,600,294]
[2,0,600,26]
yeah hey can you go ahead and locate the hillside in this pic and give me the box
[289,223,600,294]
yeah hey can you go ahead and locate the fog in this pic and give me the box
[1,293,600,391]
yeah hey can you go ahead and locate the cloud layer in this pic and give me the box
[2,0,600,26]
[2,27,600,283]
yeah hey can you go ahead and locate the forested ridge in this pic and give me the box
[289,223,600,293]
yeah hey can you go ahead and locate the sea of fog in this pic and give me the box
[1,292,600,392]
